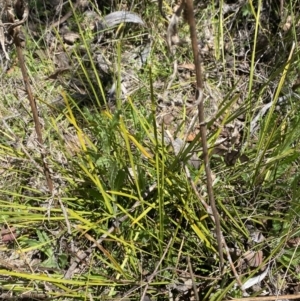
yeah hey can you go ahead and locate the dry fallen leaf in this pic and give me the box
[175,278,193,292]
[287,237,300,247]
[238,250,264,268]
[178,63,195,71]
[1,227,17,243]
[186,132,196,142]
[63,32,80,44]
[250,231,265,243]
[282,15,292,31]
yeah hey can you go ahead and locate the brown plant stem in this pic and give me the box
[188,256,200,301]
[184,0,224,273]
[13,28,54,193]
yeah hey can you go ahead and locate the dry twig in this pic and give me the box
[187,256,200,301]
